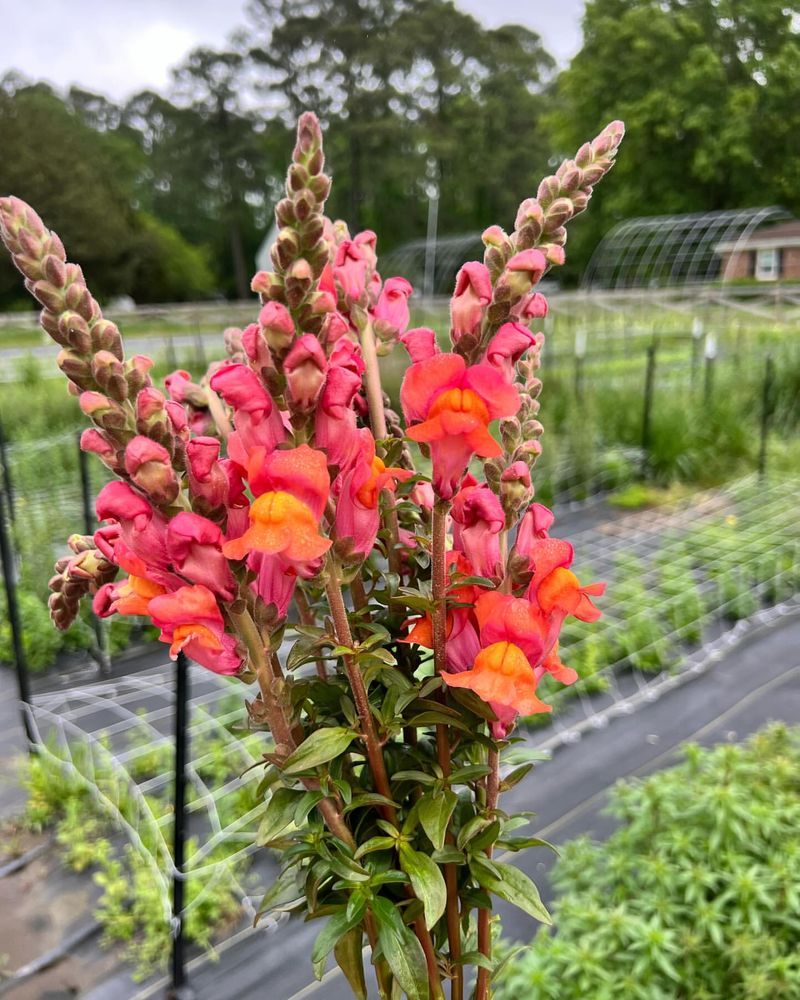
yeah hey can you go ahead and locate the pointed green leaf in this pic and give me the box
[334,927,368,1000]
[283,727,357,775]
[400,844,447,930]
[418,790,458,851]
[311,897,367,973]
[470,858,552,925]
[256,787,303,845]
[371,896,430,1000]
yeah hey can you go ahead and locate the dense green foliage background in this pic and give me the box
[2,0,798,305]
[497,724,800,1000]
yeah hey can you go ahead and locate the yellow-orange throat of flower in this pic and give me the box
[222,490,332,562]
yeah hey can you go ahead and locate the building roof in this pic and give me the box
[716,218,800,253]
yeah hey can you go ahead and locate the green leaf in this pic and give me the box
[257,787,303,845]
[431,846,464,865]
[371,896,430,1000]
[418,790,458,851]
[283,728,357,775]
[496,835,558,854]
[311,897,367,973]
[334,927,368,1000]
[392,770,437,786]
[254,867,302,922]
[400,844,447,930]
[343,792,399,815]
[457,949,493,970]
[470,858,552,925]
[353,836,397,860]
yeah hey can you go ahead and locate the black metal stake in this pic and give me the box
[0,415,15,524]
[168,650,193,999]
[77,435,110,675]
[641,341,657,479]
[0,484,35,746]
[758,354,775,481]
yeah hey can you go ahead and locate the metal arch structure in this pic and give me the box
[582,206,793,290]
[380,233,483,296]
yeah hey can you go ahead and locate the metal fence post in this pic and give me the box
[168,650,192,999]
[0,483,35,746]
[758,354,775,481]
[77,434,111,674]
[0,415,15,524]
[641,341,657,478]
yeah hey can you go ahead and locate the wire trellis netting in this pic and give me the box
[9,472,798,993]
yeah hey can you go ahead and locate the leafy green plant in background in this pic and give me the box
[496,724,800,1000]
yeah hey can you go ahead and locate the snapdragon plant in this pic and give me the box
[0,111,623,999]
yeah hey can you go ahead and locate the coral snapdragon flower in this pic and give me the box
[148,584,242,675]
[401,353,520,499]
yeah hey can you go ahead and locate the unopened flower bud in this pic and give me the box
[91,319,123,360]
[546,197,574,230]
[251,270,282,298]
[56,311,92,353]
[124,436,180,505]
[92,350,128,402]
[79,390,129,431]
[57,349,94,389]
[500,461,532,512]
[31,279,64,312]
[536,175,561,208]
[284,334,327,412]
[285,258,313,309]
[259,302,295,356]
[80,428,123,472]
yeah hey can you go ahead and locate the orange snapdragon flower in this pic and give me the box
[222,491,332,563]
[441,641,551,717]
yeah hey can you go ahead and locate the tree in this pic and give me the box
[547,0,800,280]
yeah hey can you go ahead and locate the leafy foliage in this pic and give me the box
[497,724,800,1000]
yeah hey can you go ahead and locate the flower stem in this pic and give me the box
[358,316,388,440]
[475,747,500,1000]
[431,499,463,999]
[358,316,402,576]
[324,564,396,824]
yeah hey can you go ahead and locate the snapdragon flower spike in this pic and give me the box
[401,353,520,499]
[148,585,242,675]
[335,429,412,558]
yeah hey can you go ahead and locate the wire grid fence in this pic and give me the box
[25,664,273,930]
[14,473,799,967]
[532,474,800,746]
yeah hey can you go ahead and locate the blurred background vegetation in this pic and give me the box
[2,0,799,305]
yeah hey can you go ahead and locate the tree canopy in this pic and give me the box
[2,0,798,303]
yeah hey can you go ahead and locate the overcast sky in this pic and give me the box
[1,1,585,101]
